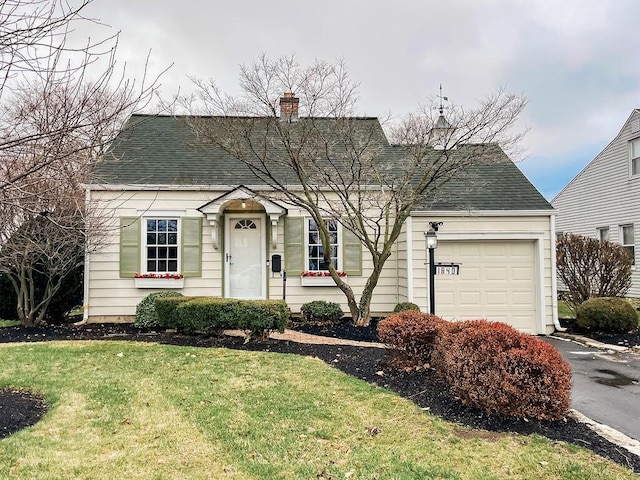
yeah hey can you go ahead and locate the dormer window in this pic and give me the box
[631,138,640,176]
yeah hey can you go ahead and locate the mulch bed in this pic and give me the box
[0,321,639,473]
[558,318,640,348]
[0,389,47,440]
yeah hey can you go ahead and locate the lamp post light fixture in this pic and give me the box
[425,222,443,315]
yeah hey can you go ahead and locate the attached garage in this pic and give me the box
[408,214,555,335]
[435,240,539,334]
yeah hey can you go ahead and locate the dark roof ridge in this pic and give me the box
[129,113,380,121]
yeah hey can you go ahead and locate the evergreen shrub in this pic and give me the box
[300,300,343,324]
[155,296,195,329]
[134,291,183,329]
[576,297,638,332]
[392,302,420,313]
[172,297,288,340]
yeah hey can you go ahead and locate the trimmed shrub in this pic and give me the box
[393,302,420,313]
[134,291,183,329]
[377,311,447,368]
[235,300,289,340]
[432,320,571,420]
[155,296,195,329]
[576,297,638,332]
[300,300,343,324]
[175,297,236,334]
[173,297,289,339]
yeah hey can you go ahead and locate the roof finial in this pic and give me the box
[435,84,451,130]
[437,83,448,115]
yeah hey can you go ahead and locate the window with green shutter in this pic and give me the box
[342,227,362,276]
[182,217,202,276]
[284,217,304,275]
[119,215,203,278]
[284,216,362,276]
[120,217,141,278]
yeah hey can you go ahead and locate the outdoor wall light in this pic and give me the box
[425,221,443,315]
[426,228,438,249]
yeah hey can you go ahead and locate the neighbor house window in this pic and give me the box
[631,138,640,176]
[145,218,179,273]
[620,224,635,264]
[597,227,609,242]
[307,218,339,271]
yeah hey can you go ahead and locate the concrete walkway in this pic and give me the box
[224,328,386,348]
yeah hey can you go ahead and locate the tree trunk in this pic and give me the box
[354,253,388,327]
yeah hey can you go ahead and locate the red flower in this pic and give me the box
[134,272,184,279]
[300,271,347,277]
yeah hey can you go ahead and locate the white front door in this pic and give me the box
[226,215,265,299]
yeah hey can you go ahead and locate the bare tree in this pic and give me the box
[181,55,526,326]
[0,1,168,324]
[556,233,632,310]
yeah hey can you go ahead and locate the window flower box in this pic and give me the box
[134,273,184,289]
[300,271,346,287]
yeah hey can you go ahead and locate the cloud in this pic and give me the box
[76,0,640,195]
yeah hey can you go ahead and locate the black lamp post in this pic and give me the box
[425,222,442,315]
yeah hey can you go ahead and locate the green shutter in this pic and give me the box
[284,216,305,275]
[342,227,362,276]
[182,217,202,277]
[120,216,141,278]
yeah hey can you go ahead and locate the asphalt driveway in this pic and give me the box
[545,336,640,441]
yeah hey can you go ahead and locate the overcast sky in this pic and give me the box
[78,0,640,200]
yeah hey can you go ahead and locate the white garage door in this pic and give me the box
[434,241,538,334]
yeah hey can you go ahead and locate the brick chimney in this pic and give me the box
[279,92,299,122]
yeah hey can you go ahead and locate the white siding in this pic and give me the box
[87,190,402,321]
[87,190,553,330]
[553,109,640,297]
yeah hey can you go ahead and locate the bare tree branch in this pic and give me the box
[181,54,527,325]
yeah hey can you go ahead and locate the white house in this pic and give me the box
[84,95,558,334]
[553,109,640,297]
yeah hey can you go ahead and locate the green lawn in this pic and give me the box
[0,320,20,328]
[558,300,576,320]
[0,340,635,479]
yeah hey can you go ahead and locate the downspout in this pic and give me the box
[406,216,414,303]
[80,187,91,325]
[550,213,565,332]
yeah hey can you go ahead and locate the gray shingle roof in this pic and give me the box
[94,114,551,212]
[410,144,553,211]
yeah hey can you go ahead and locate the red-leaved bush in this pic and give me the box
[377,310,447,368]
[431,320,572,420]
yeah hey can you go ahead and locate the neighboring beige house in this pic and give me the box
[85,99,558,334]
[553,109,640,297]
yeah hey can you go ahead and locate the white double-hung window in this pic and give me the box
[620,224,635,264]
[631,138,640,176]
[307,218,339,271]
[597,227,609,242]
[145,218,179,273]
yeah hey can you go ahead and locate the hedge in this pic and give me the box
[156,296,288,340]
[135,291,184,329]
[154,296,195,329]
